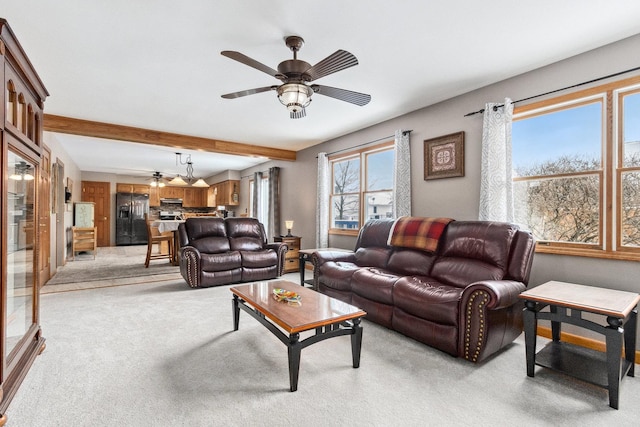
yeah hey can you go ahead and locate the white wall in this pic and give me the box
[43,131,82,272]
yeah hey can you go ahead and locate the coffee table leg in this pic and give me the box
[288,333,301,392]
[625,309,637,377]
[232,295,240,331]
[351,318,363,368]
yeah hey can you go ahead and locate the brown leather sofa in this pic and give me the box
[312,218,535,363]
[178,217,287,288]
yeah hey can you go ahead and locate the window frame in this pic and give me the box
[513,74,640,261]
[328,141,394,236]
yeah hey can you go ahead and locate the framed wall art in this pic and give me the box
[424,131,465,180]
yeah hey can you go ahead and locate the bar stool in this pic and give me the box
[144,214,174,267]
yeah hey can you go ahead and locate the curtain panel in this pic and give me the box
[268,167,281,238]
[479,98,514,222]
[316,152,330,248]
[393,130,411,218]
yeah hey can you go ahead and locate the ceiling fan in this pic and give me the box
[221,36,371,118]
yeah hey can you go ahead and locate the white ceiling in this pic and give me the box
[3,1,640,179]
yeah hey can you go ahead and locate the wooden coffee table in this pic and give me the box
[520,281,639,409]
[230,280,366,391]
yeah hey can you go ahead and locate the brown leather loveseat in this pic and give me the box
[312,217,535,363]
[178,217,287,288]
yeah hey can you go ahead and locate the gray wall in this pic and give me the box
[264,32,640,296]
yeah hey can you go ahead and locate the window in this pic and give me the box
[329,142,394,234]
[512,75,640,260]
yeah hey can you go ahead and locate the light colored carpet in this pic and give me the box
[6,277,640,426]
[45,245,180,288]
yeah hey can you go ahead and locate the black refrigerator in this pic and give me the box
[115,192,149,245]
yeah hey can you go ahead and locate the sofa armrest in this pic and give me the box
[311,250,356,267]
[266,242,288,276]
[179,246,201,288]
[464,280,527,310]
[459,280,527,363]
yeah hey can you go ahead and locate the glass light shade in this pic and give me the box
[277,84,312,112]
[192,178,210,188]
[168,175,188,186]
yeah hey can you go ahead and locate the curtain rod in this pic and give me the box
[322,130,412,157]
[241,169,270,180]
[464,65,640,117]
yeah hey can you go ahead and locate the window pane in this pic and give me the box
[623,92,640,167]
[514,175,600,244]
[621,171,640,247]
[331,194,359,229]
[513,102,602,177]
[6,150,35,357]
[364,191,393,221]
[333,158,360,194]
[367,149,394,191]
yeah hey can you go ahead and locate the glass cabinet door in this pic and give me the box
[5,149,36,361]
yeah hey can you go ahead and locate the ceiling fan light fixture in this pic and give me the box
[277,83,312,115]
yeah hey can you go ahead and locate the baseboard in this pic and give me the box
[537,326,640,364]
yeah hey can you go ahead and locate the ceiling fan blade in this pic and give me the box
[305,50,359,81]
[312,85,371,106]
[221,51,280,78]
[221,86,276,99]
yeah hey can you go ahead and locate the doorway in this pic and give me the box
[81,181,111,246]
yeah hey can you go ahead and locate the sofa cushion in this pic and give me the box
[317,261,360,291]
[430,221,516,287]
[393,276,463,326]
[354,247,392,268]
[226,217,266,251]
[386,248,436,276]
[351,267,400,305]
[185,217,226,240]
[201,251,242,272]
[355,218,395,249]
[192,236,231,254]
[240,249,278,268]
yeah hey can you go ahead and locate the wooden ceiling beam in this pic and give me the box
[43,114,297,161]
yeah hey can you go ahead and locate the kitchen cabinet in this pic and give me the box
[183,188,206,207]
[116,183,150,194]
[207,180,240,207]
[149,186,160,206]
[159,186,184,200]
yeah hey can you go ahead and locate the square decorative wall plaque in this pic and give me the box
[424,131,465,180]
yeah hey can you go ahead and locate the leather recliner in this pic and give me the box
[178,217,287,288]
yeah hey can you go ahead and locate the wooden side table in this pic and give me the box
[274,236,300,274]
[71,226,97,260]
[520,281,639,409]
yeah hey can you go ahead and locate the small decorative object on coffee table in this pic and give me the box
[520,281,639,409]
[231,280,366,391]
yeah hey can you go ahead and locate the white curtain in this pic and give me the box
[393,130,411,217]
[316,152,330,248]
[479,98,514,222]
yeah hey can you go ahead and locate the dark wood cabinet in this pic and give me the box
[1,19,48,423]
